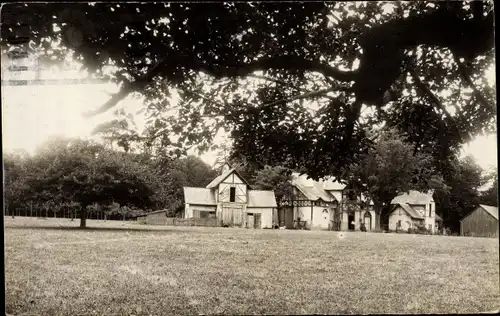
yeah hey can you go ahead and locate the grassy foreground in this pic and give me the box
[4,217,500,315]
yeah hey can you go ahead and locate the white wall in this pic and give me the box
[295,206,312,222]
[411,203,436,233]
[388,207,414,231]
[246,207,273,228]
[311,206,331,230]
[185,204,217,218]
[218,178,248,203]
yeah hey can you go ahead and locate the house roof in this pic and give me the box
[291,173,342,202]
[247,190,278,208]
[183,187,217,205]
[322,177,346,191]
[295,183,335,202]
[479,204,498,220]
[393,203,425,220]
[435,213,444,222]
[391,190,434,205]
[205,168,251,189]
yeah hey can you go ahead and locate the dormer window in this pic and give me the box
[230,187,236,202]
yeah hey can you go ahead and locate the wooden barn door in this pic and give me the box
[254,213,261,229]
[222,207,233,226]
[247,214,255,228]
[222,205,244,226]
[284,207,294,229]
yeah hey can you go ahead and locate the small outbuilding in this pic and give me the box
[460,204,498,238]
[136,210,168,225]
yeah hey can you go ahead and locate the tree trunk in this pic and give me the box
[104,213,107,221]
[373,202,383,231]
[122,214,125,221]
[80,205,87,228]
[375,211,382,231]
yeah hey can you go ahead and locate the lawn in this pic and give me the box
[4,217,499,315]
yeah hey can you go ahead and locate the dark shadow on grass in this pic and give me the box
[4,225,182,234]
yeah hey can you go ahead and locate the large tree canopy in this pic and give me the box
[345,128,447,230]
[2,1,495,180]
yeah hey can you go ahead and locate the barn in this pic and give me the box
[460,205,498,238]
[183,163,278,229]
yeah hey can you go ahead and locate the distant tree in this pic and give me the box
[3,151,30,216]
[157,155,218,214]
[480,171,498,207]
[24,138,160,228]
[345,128,447,230]
[253,165,294,202]
[434,155,488,232]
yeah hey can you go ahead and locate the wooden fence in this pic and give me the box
[137,214,219,227]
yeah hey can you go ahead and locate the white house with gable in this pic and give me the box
[183,163,278,229]
[388,190,437,233]
[279,173,376,231]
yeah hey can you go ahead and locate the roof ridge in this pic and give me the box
[183,186,210,189]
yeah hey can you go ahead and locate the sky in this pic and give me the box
[1,53,498,172]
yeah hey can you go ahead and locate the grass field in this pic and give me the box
[4,217,500,315]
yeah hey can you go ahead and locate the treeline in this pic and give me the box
[4,133,497,233]
[3,137,218,227]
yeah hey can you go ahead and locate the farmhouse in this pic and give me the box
[460,204,498,238]
[183,163,278,229]
[388,190,438,233]
[279,173,376,231]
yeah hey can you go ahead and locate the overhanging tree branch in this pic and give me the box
[453,54,495,113]
[202,55,358,82]
[411,68,469,143]
[83,59,169,117]
[260,87,338,109]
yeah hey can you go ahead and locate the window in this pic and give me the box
[229,187,236,202]
[397,220,401,227]
[428,224,432,231]
[398,208,402,216]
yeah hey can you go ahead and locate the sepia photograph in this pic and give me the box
[2,1,498,315]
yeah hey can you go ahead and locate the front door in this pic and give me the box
[247,214,254,228]
[348,212,355,231]
[320,209,330,230]
[364,211,372,231]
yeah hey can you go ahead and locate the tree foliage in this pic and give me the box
[433,155,489,232]
[253,165,294,202]
[1,2,495,181]
[479,172,499,207]
[6,138,160,227]
[345,128,447,230]
[3,138,218,224]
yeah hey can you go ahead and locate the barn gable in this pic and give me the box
[206,168,251,189]
[479,205,499,220]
